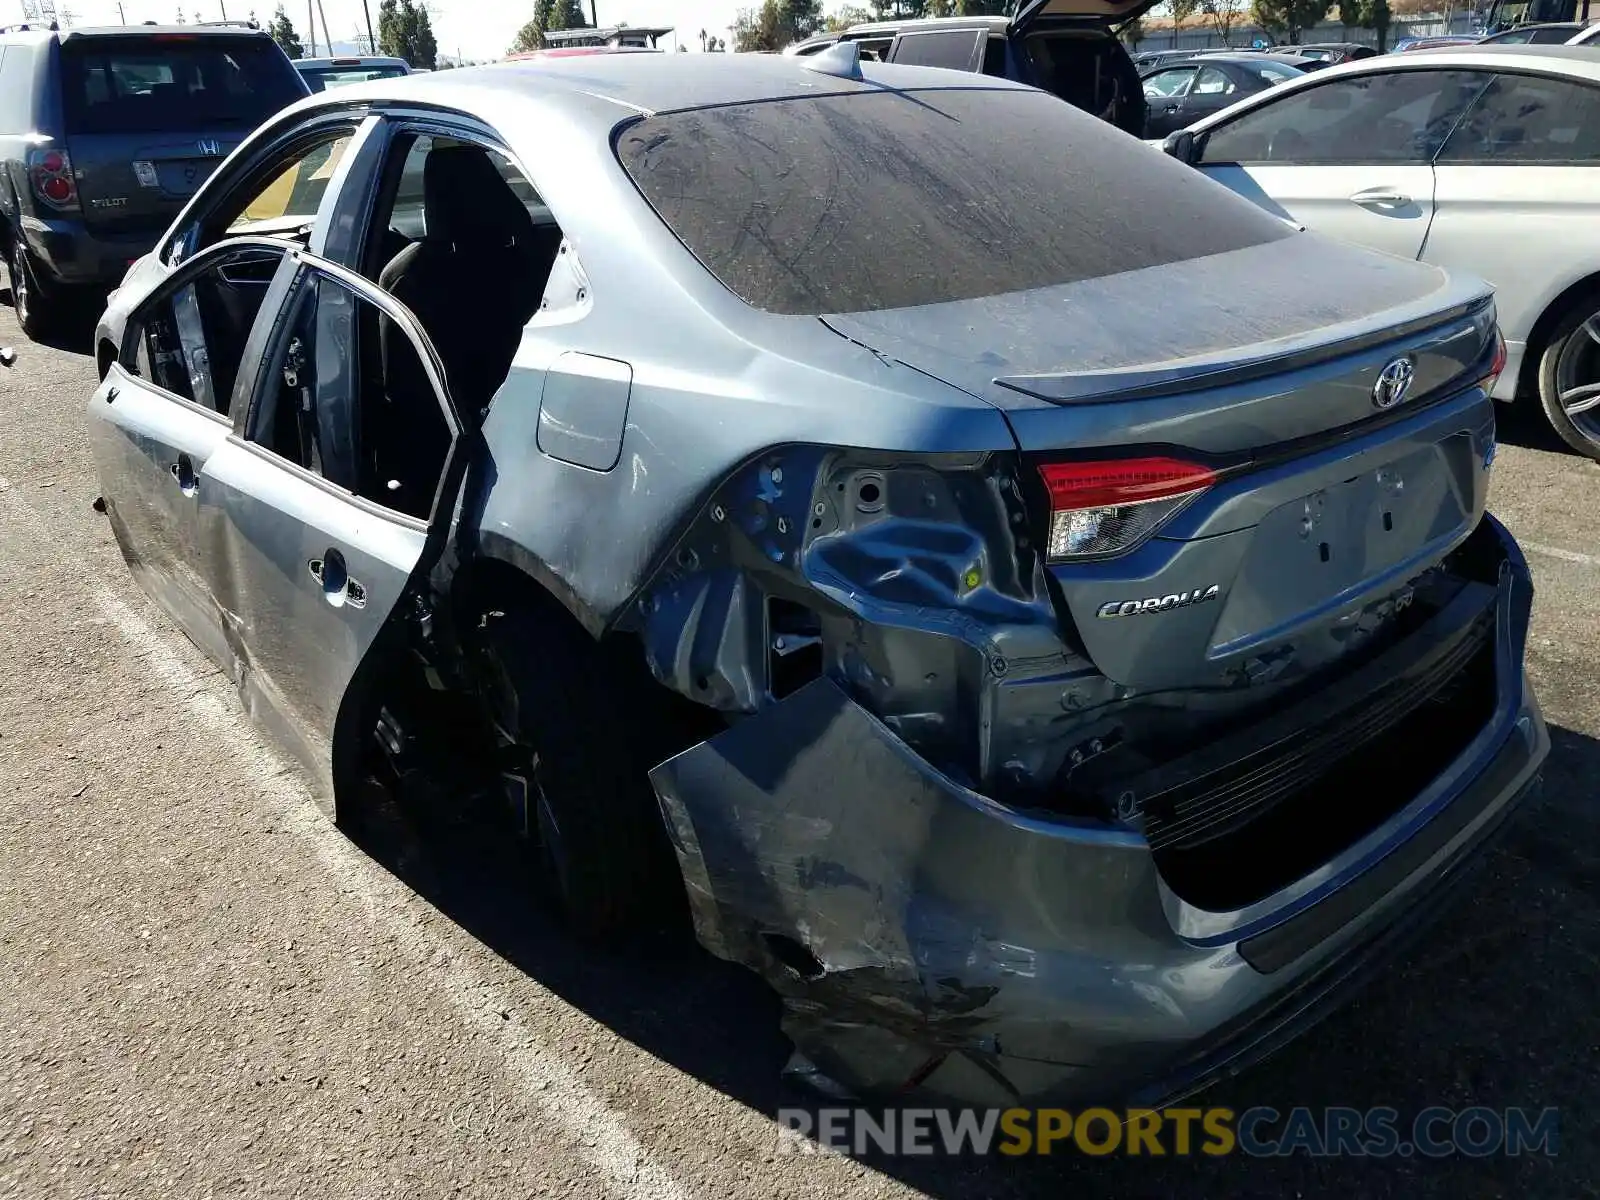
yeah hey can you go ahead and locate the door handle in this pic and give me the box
[1349,188,1411,207]
[309,550,367,610]
[169,454,198,497]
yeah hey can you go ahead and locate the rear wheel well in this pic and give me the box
[1517,273,1600,399]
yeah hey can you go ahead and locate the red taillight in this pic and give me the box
[1480,328,1507,393]
[27,147,78,211]
[1038,456,1216,561]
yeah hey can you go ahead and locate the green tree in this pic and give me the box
[378,0,438,68]
[955,0,1007,12]
[267,3,303,56]
[733,0,782,50]
[732,0,822,49]
[779,0,824,39]
[1338,0,1391,49]
[1121,15,1147,45]
[511,0,556,52]
[1169,0,1200,28]
[823,4,872,30]
[1249,0,1331,42]
[1202,0,1243,43]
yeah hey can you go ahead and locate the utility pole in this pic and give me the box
[314,0,331,52]
[590,0,598,27]
[360,0,374,51]
[306,0,316,54]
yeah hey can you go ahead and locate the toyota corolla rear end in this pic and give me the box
[607,68,1548,1105]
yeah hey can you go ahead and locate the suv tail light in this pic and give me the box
[1038,457,1216,561]
[27,148,79,211]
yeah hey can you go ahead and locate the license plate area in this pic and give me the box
[1209,436,1474,657]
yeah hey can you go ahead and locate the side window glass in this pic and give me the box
[121,244,289,416]
[250,269,454,522]
[1194,66,1236,97]
[890,29,984,71]
[228,132,354,234]
[365,132,563,417]
[1200,71,1489,165]
[1144,68,1196,99]
[1438,74,1600,164]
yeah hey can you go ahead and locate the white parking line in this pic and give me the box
[86,585,692,1199]
[1523,542,1598,568]
[0,467,694,1200]
[85,584,695,1200]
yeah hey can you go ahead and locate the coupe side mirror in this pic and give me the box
[1161,129,1200,166]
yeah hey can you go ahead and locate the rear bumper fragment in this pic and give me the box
[648,514,1545,1105]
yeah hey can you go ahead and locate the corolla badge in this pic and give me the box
[1372,356,1416,410]
[1097,585,1221,619]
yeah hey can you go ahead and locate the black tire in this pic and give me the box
[473,597,689,939]
[7,238,57,342]
[1536,295,1600,462]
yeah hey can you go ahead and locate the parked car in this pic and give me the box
[1157,45,1600,458]
[1141,53,1314,137]
[1565,19,1600,39]
[88,51,1544,1107]
[293,55,411,92]
[1392,35,1482,50]
[1294,41,1382,62]
[0,22,308,338]
[1476,19,1588,39]
[783,1,1155,136]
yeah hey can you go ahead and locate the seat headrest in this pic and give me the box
[422,146,537,251]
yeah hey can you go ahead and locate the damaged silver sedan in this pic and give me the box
[88,51,1548,1107]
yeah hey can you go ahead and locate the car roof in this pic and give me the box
[1361,43,1600,74]
[3,23,272,42]
[842,15,1011,35]
[301,49,1036,118]
[294,55,410,67]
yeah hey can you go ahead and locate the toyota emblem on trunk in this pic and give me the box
[197,139,222,157]
[1372,357,1416,410]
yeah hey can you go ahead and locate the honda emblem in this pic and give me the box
[197,139,222,157]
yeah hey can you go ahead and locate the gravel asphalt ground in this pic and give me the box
[1,291,1596,1199]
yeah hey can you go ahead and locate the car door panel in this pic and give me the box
[197,437,430,796]
[1142,67,1198,138]
[86,237,300,670]
[1199,163,1438,260]
[199,250,463,806]
[88,368,236,667]
[1194,68,1492,261]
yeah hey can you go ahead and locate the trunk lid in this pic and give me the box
[823,237,1500,693]
[58,32,306,236]
[1009,0,1164,34]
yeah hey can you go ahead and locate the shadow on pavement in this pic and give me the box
[344,717,1600,1197]
[1495,394,1583,459]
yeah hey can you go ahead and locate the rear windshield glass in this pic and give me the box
[299,64,408,92]
[616,87,1295,315]
[61,37,304,134]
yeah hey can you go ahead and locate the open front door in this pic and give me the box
[195,250,465,804]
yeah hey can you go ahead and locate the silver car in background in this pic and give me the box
[88,51,1545,1106]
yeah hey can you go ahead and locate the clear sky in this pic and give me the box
[11,0,760,60]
